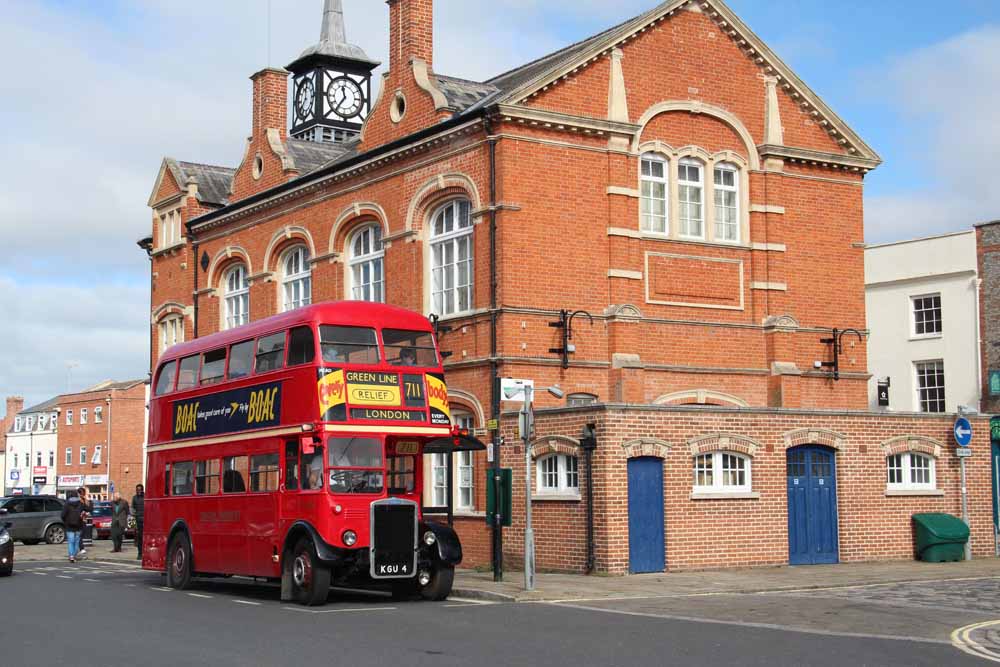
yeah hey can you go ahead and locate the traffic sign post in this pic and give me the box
[955,415,974,561]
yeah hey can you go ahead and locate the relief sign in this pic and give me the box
[173,381,281,440]
[345,371,401,406]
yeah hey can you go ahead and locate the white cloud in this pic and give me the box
[865,25,1000,243]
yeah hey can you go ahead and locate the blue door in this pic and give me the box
[628,457,665,573]
[787,446,839,565]
[991,441,1000,554]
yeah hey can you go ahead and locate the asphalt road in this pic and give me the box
[2,560,992,667]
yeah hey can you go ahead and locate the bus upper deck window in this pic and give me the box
[383,329,438,367]
[201,348,227,385]
[228,340,254,380]
[154,361,177,396]
[320,325,379,365]
[256,332,286,373]
[288,326,316,366]
[177,355,200,391]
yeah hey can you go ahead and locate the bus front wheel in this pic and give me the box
[420,565,454,601]
[291,538,330,606]
[167,533,193,590]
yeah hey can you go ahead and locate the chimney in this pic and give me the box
[250,68,290,141]
[5,396,23,419]
[387,0,433,74]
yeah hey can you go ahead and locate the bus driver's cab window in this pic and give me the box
[328,437,383,493]
[284,441,299,491]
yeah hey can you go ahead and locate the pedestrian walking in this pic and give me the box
[111,492,130,553]
[77,487,93,557]
[61,492,85,563]
[132,484,145,560]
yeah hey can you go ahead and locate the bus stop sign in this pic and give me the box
[954,416,973,447]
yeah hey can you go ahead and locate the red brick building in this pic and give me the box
[57,381,147,501]
[142,0,995,573]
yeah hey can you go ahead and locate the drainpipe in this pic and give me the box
[192,240,200,339]
[580,422,598,573]
[486,115,502,582]
[106,395,112,501]
[974,277,983,411]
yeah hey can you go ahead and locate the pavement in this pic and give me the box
[6,556,992,667]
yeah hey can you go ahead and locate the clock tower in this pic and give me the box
[287,0,379,144]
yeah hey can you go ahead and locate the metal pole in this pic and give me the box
[961,456,972,561]
[523,386,535,591]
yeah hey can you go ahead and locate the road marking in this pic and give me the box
[84,578,101,583]
[283,606,397,614]
[234,600,261,606]
[32,572,48,576]
[125,584,137,588]
[152,586,173,592]
[56,575,72,579]
[188,593,213,599]
[952,620,1000,663]
[551,602,953,646]
[446,597,492,605]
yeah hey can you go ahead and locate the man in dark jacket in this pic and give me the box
[61,493,85,563]
[131,484,145,559]
[77,487,93,556]
[110,493,130,553]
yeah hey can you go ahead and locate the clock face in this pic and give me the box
[295,77,315,121]
[327,76,364,119]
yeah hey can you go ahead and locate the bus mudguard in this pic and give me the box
[284,520,343,564]
[421,521,463,566]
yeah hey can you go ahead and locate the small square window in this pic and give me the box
[912,294,942,337]
[535,454,580,496]
[887,452,936,491]
[694,451,751,492]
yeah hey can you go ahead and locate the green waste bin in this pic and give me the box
[912,513,969,562]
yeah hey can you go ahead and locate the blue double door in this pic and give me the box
[787,446,839,565]
[628,457,665,573]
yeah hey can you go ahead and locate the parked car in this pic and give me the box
[0,509,13,575]
[90,501,135,540]
[0,496,65,545]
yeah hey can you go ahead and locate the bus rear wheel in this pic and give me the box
[291,538,330,606]
[420,565,454,601]
[167,533,193,590]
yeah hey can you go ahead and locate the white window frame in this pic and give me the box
[65,448,72,466]
[92,445,102,465]
[713,162,740,243]
[159,208,182,249]
[81,408,88,425]
[454,412,475,511]
[36,451,42,467]
[429,199,474,316]
[692,451,751,493]
[911,293,942,338]
[431,453,448,507]
[65,409,73,426]
[80,447,87,465]
[640,153,669,235]
[48,451,54,468]
[159,315,184,353]
[281,245,312,312]
[677,158,705,239]
[94,406,103,424]
[14,417,21,432]
[224,264,250,330]
[887,452,937,491]
[348,224,385,303]
[915,360,946,413]
[535,454,580,497]
[50,411,58,430]
[566,393,598,407]
[26,416,34,431]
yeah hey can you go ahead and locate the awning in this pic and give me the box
[423,432,488,454]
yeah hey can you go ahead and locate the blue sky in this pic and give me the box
[1,0,998,409]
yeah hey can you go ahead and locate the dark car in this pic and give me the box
[90,502,135,540]
[0,509,14,575]
[0,496,66,545]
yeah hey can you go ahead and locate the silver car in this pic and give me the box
[0,496,66,545]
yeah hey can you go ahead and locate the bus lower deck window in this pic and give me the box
[196,460,220,495]
[223,456,248,493]
[250,454,280,492]
[172,461,194,496]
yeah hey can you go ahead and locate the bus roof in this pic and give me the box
[160,301,434,363]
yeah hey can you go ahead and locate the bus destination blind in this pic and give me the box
[173,381,282,440]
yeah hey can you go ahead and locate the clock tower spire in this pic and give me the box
[287,0,379,144]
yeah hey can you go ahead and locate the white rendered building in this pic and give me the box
[865,230,980,413]
[3,398,60,496]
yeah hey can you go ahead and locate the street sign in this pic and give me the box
[500,378,533,403]
[955,417,973,447]
[877,381,890,407]
[956,448,974,458]
[9,470,19,481]
[486,418,498,431]
[32,476,46,485]
[992,416,1000,443]
[991,370,1000,397]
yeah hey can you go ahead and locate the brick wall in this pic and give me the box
[977,222,1000,412]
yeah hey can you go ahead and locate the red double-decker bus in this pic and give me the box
[143,301,483,605]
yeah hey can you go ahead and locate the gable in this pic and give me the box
[148,159,184,208]
[504,0,879,164]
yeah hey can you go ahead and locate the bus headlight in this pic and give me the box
[423,531,436,546]
[342,530,357,547]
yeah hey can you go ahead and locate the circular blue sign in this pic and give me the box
[954,416,973,447]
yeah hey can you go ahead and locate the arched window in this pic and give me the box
[223,264,249,330]
[535,453,579,496]
[430,200,473,315]
[348,225,384,303]
[713,163,739,242]
[566,393,598,407]
[640,153,668,234]
[693,451,751,492]
[678,158,705,239]
[281,246,312,312]
[887,452,936,491]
